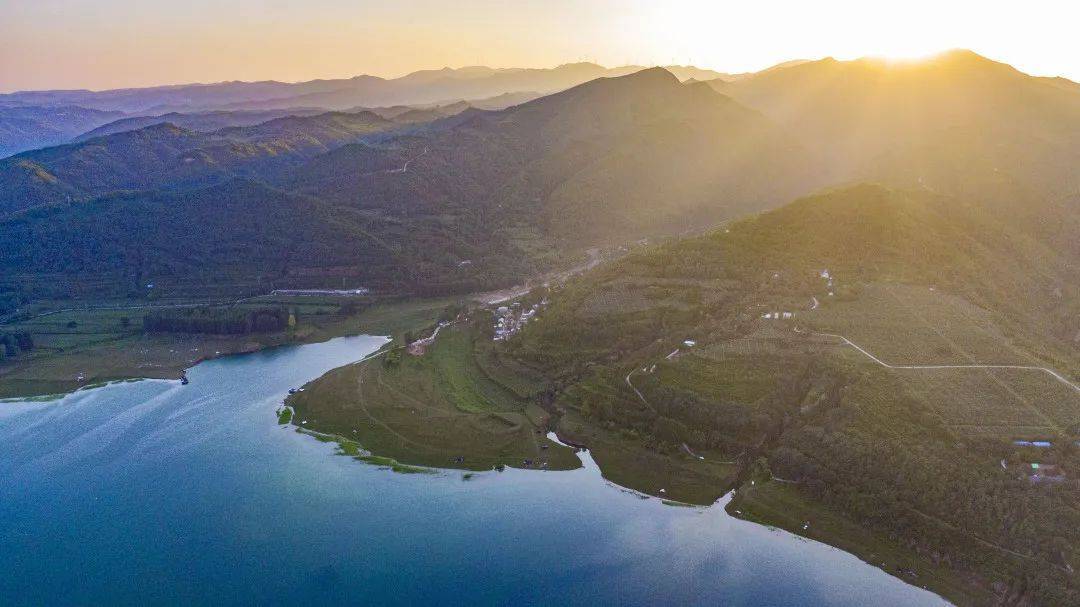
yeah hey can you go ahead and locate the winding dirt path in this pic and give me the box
[808,330,1080,394]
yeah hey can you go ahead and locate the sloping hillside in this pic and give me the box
[72,108,328,141]
[0,111,397,214]
[477,184,1079,604]
[290,68,817,245]
[711,51,1080,204]
[0,105,125,158]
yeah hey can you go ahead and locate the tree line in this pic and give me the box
[0,332,35,360]
[144,306,292,335]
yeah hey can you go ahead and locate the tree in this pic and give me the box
[383,349,402,367]
[13,332,33,351]
[1,334,18,358]
[337,301,362,316]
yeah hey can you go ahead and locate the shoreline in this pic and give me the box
[0,297,457,400]
[4,317,963,606]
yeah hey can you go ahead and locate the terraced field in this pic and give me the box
[898,367,1080,438]
[804,283,1030,365]
[288,323,578,471]
[761,283,1080,439]
[573,275,732,318]
[650,354,791,406]
[640,283,1080,441]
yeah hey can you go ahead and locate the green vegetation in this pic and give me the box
[483,184,1079,604]
[0,68,816,305]
[0,331,34,361]
[353,454,433,475]
[0,296,457,399]
[805,284,1032,365]
[293,428,436,474]
[0,112,398,215]
[277,407,293,425]
[288,320,581,472]
[729,481,992,606]
[144,305,290,335]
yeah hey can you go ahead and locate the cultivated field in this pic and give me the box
[288,323,579,471]
[573,276,732,318]
[897,367,1080,438]
[804,283,1031,365]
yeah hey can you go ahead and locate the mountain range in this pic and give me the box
[0,63,727,158]
[2,51,1078,305]
[0,63,731,114]
[0,111,399,214]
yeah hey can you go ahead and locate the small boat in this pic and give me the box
[179,372,189,385]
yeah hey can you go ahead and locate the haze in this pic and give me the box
[3,0,1080,92]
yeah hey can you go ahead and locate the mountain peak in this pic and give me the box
[628,66,678,80]
[587,67,679,90]
[932,48,991,63]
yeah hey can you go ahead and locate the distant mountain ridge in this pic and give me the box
[72,108,329,142]
[1,64,687,157]
[0,111,399,214]
[0,63,732,114]
[0,105,124,158]
[285,67,816,244]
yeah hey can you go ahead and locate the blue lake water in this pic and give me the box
[0,336,948,606]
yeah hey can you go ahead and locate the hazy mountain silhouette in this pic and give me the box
[0,105,124,157]
[0,63,730,114]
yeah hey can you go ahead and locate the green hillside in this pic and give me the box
[0,178,544,301]
[0,111,397,214]
[293,183,1079,604]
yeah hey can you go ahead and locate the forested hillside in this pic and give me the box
[71,108,329,142]
[0,111,397,214]
[487,183,1080,604]
[0,105,125,158]
[287,181,1077,603]
[0,68,817,302]
[4,52,1080,316]
[0,179,539,301]
[287,67,818,244]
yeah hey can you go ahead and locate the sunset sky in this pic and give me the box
[3,0,1079,92]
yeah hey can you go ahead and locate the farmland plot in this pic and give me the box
[804,283,1030,365]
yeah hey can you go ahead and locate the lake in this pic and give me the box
[0,336,948,606]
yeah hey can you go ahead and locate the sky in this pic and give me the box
[3,0,1080,92]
